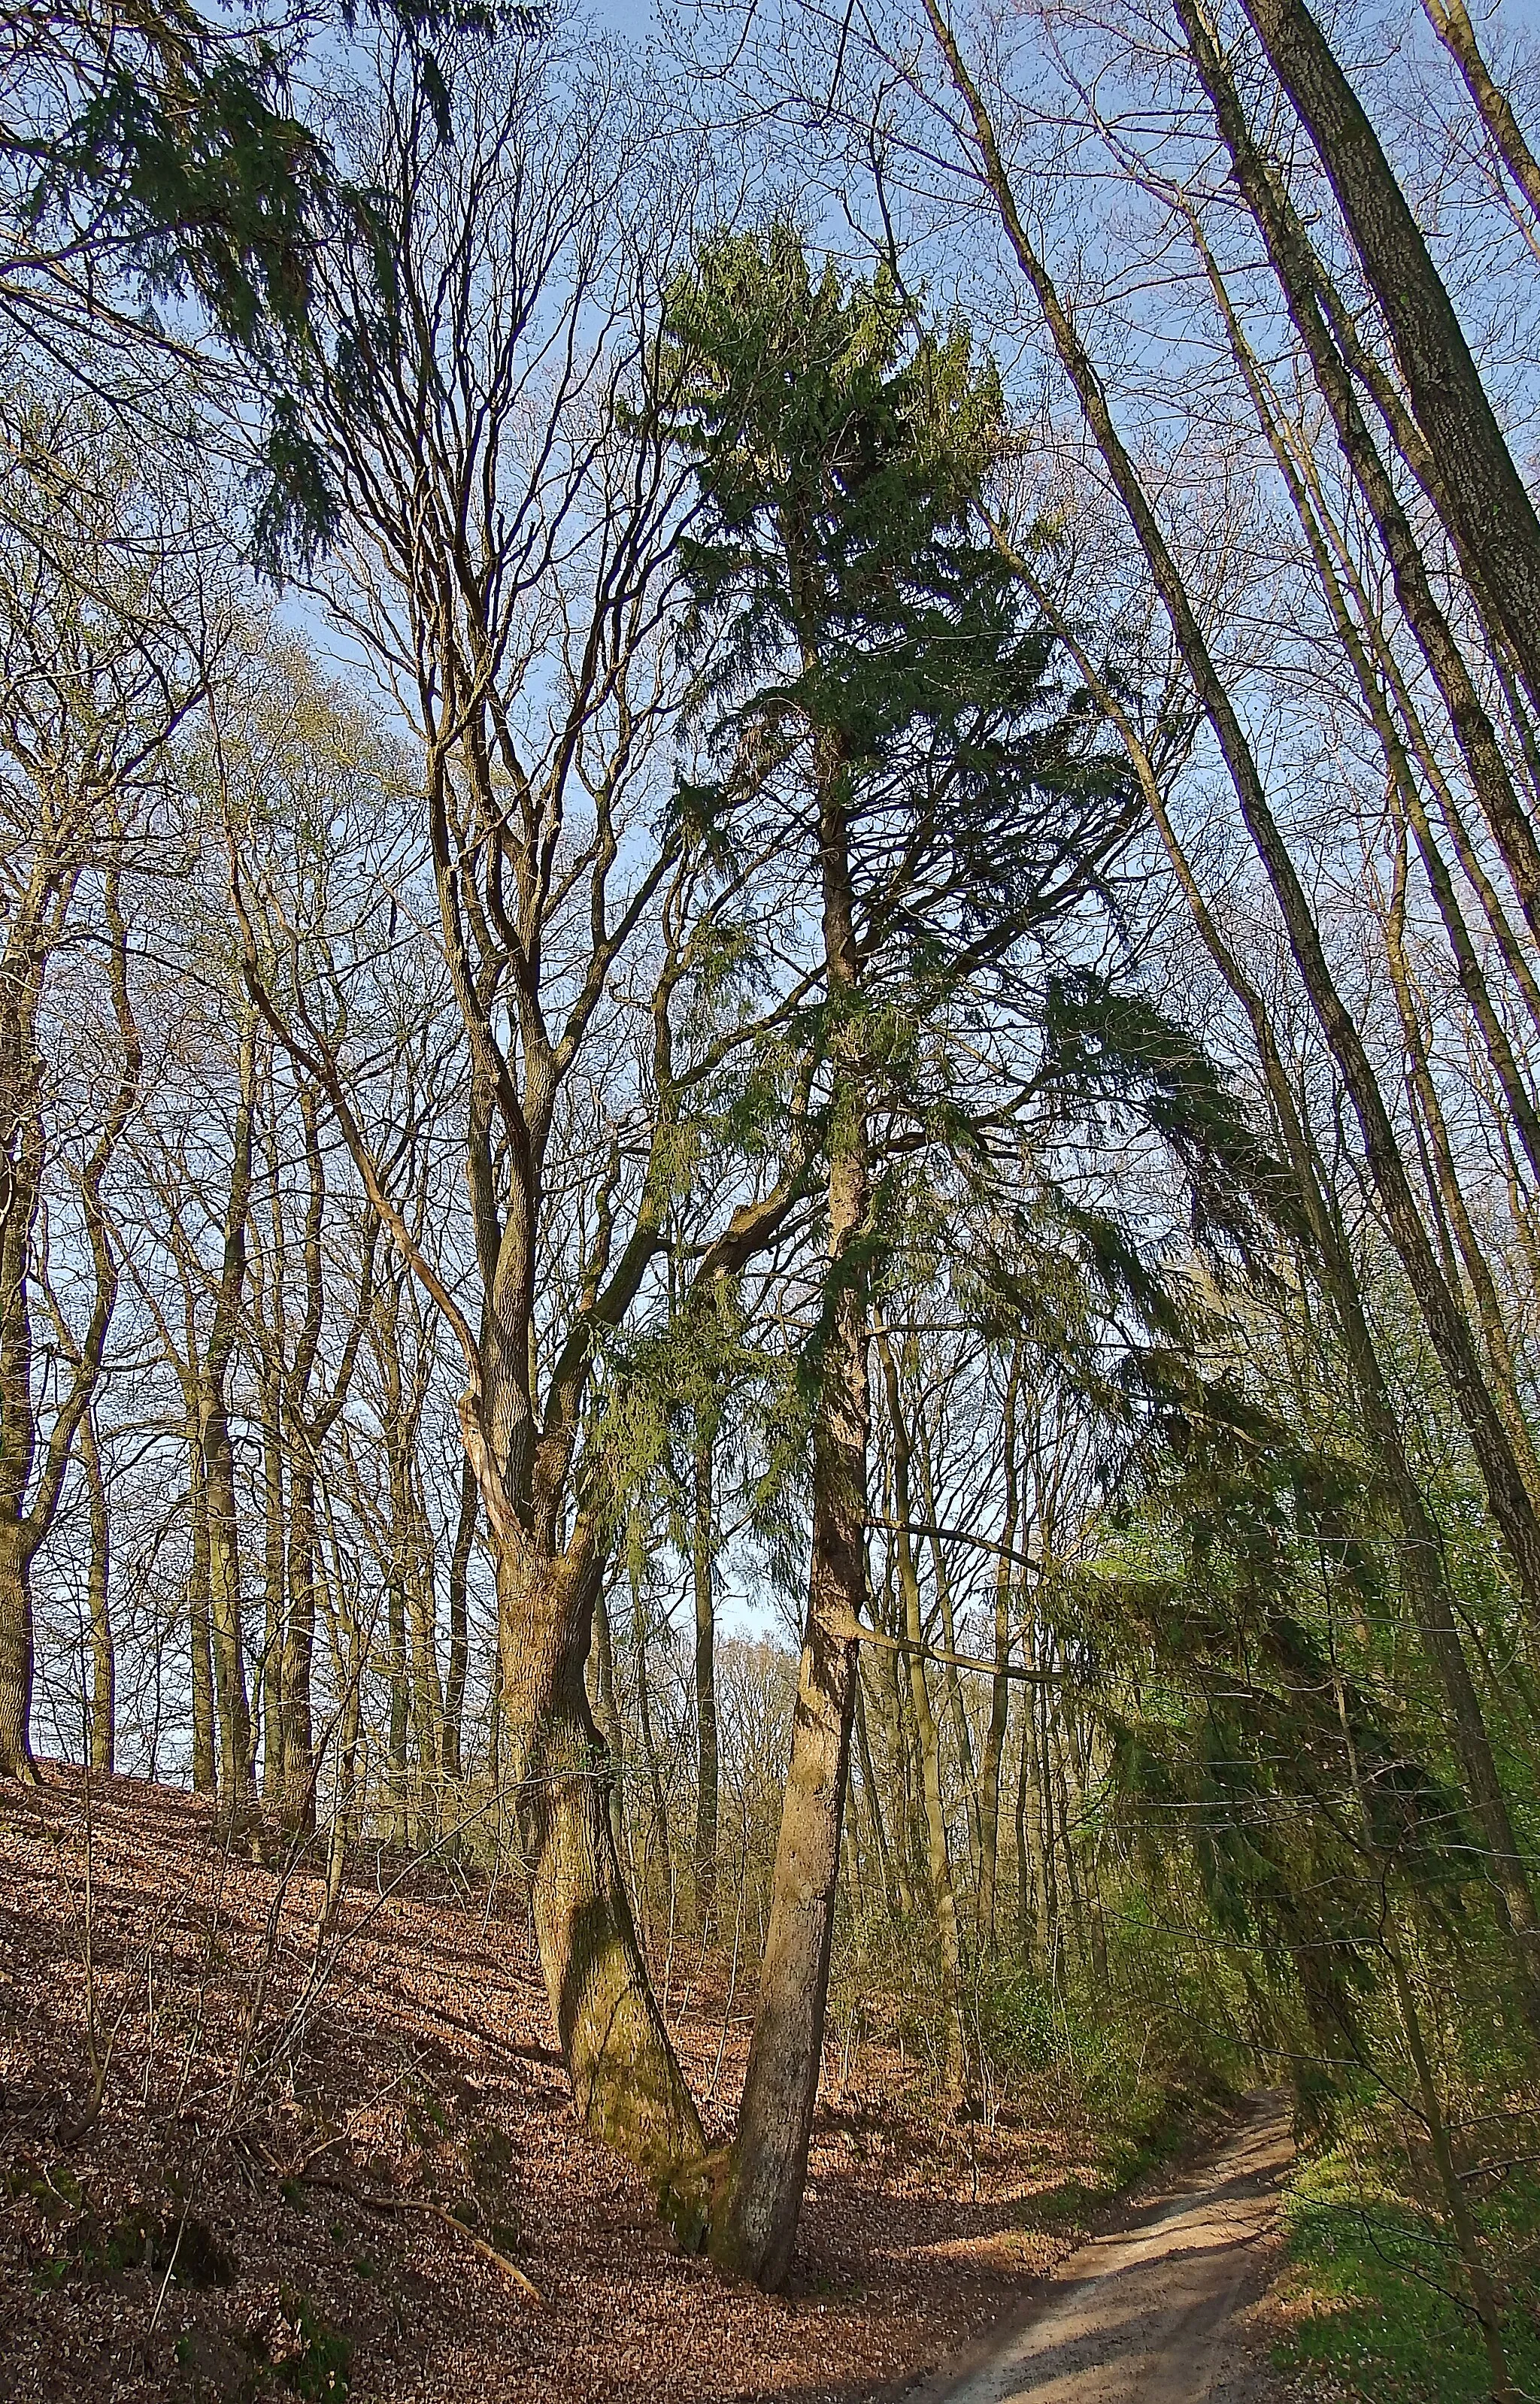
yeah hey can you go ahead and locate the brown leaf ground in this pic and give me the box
[0,1769,1173,2403]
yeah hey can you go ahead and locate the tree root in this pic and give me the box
[308,2175,544,2304]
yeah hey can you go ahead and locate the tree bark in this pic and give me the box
[258,1373,286,1811]
[923,0,1540,1638]
[876,1328,968,2096]
[0,1522,35,1781]
[977,1351,1022,1945]
[1420,0,1540,230]
[710,759,869,2287]
[499,1530,708,2224]
[282,1459,320,1836]
[1178,0,1540,951]
[443,1451,476,1784]
[188,1438,216,1795]
[693,1421,720,1928]
[198,1011,258,1818]
[81,1407,114,1774]
[1238,0,1540,723]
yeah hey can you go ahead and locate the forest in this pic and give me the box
[4,2,1540,2399]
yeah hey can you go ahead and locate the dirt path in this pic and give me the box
[909,2097,1295,2404]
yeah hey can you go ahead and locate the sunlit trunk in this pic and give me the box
[711,764,869,2287]
[693,1423,720,1928]
[281,1461,320,1837]
[499,1532,707,2224]
[202,1389,255,1815]
[0,1522,35,1782]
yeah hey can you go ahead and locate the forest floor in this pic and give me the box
[0,1769,1292,2404]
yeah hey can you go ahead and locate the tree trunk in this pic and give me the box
[323,1660,362,1935]
[499,1532,707,2226]
[589,1574,627,1867]
[853,1663,896,1912]
[629,1550,669,1914]
[281,1460,320,1837]
[259,1383,286,1811]
[81,1407,114,1774]
[0,1519,35,1781]
[202,1389,254,1813]
[1012,1684,1038,1946]
[188,1439,216,1796]
[405,1469,443,1846]
[1037,1680,1060,1972]
[693,1422,720,1928]
[387,1571,410,1850]
[923,2,1540,1636]
[710,761,869,2288]
[914,1408,981,1872]
[877,1328,968,2096]
[977,1354,1022,1945]
[443,1451,476,1783]
[1238,0,1540,726]
[1421,0,1540,226]
[195,1011,257,1822]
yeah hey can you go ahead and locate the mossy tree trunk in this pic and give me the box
[499,1525,708,2215]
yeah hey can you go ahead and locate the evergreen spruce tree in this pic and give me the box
[662,226,1135,2284]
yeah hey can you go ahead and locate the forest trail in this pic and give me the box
[913,2097,1293,2404]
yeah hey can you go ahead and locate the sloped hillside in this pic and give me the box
[0,1771,1116,2402]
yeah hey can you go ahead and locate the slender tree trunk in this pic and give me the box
[923,3,1540,1636]
[693,1421,720,1929]
[977,1354,1021,1945]
[387,1572,410,1850]
[188,1439,216,1796]
[1238,0,1540,726]
[405,1469,443,1846]
[443,1451,475,1783]
[259,1384,285,1811]
[196,1011,257,1821]
[323,1663,362,1936]
[1421,0,1540,225]
[630,1551,669,1908]
[81,1407,113,1775]
[914,1407,981,1872]
[1013,1684,1037,1947]
[1037,1681,1060,1972]
[877,1329,967,2095]
[202,1390,254,1811]
[282,1461,320,1837]
[711,759,869,2288]
[866,1595,918,1917]
[853,1665,896,1911]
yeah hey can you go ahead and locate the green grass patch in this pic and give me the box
[1275,2147,1540,2402]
